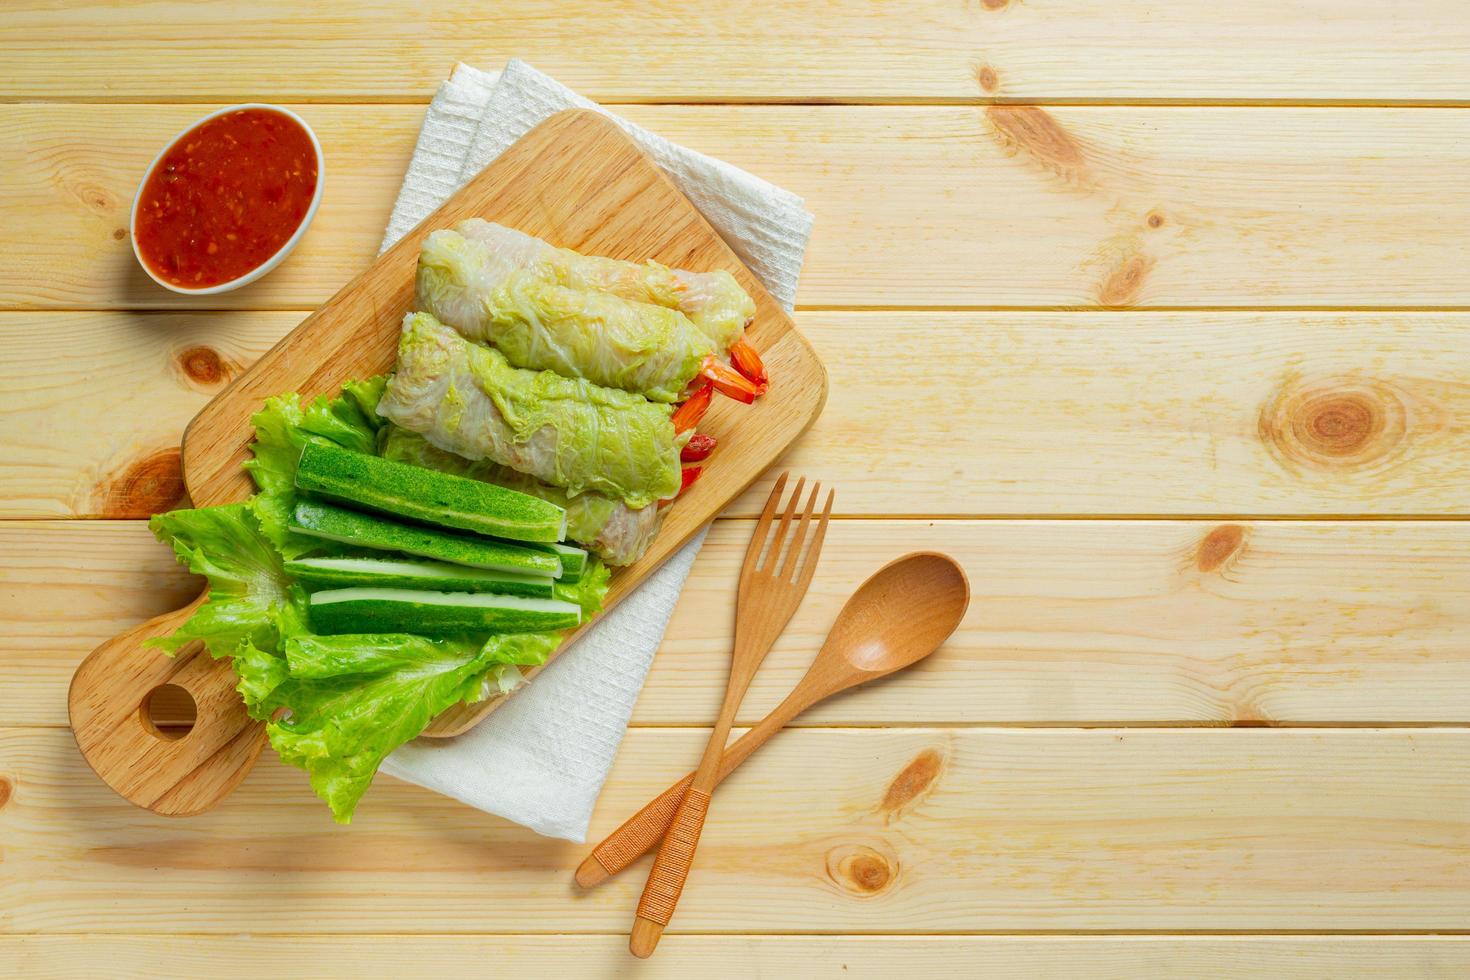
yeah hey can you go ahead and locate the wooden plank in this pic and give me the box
[0,312,288,518]
[9,311,1470,520]
[4,2,1470,104]
[7,519,1470,729]
[653,519,1470,726]
[9,105,1470,310]
[0,522,198,728]
[3,726,1468,933]
[8,935,1470,978]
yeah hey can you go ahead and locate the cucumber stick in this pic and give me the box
[295,443,567,543]
[308,587,582,635]
[527,541,588,582]
[290,501,561,578]
[283,556,555,598]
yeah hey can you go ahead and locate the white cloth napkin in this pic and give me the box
[376,60,813,841]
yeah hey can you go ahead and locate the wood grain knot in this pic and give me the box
[975,65,999,93]
[1230,701,1273,726]
[826,843,898,897]
[981,0,1009,9]
[95,447,186,518]
[1146,211,1166,230]
[985,106,1088,183]
[0,775,12,810]
[1196,524,1247,574]
[1259,377,1409,473]
[78,185,119,215]
[175,345,236,387]
[881,749,943,816]
[112,227,127,241]
[1098,252,1153,307]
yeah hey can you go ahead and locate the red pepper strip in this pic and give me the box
[670,383,714,433]
[659,466,703,508]
[681,433,717,462]
[727,337,769,394]
[699,355,759,404]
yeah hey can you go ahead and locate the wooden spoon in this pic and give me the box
[587,551,967,885]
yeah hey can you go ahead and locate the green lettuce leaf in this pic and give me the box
[240,629,561,822]
[232,634,291,712]
[245,378,387,556]
[557,556,612,620]
[146,503,304,659]
[146,374,618,825]
[342,375,389,431]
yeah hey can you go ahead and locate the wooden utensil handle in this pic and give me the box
[68,594,267,816]
[580,772,696,886]
[630,786,712,957]
[580,690,807,888]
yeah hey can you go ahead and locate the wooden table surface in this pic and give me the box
[5,3,1470,976]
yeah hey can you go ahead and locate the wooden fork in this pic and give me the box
[629,472,833,958]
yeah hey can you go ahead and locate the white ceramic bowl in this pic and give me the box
[130,103,325,295]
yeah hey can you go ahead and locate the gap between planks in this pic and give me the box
[8,935,1467,979]
[12,721,1470,731]
[16,98,1470,109]
[12,515,1470,523]
[6,935,1470,946]
[22,305,1470,314]
[7,928,1469,941]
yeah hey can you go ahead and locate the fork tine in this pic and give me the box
[793,489,835,586]
[778,482,821,580]
[762,476,806,571]
[743,472,788,576]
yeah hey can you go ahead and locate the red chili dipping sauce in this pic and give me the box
[135,108,319,288]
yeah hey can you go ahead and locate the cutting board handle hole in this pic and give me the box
[139,683,198,741]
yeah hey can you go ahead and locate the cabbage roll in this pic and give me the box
[418,228,716,403]
[454,219,756,350]
[378,312,684,509]
[378,425,663,566]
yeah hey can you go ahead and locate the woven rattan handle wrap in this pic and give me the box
[591,773,696,881]
[634,786,712,926]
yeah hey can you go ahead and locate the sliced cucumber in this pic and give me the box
[283,556,555,598]
[290,501,561,578]
[295,442,567,543]
[526,541,588,582]
[307,587,582,635]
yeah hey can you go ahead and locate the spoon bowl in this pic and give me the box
[824,552,970,676]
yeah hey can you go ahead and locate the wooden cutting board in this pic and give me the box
[68,108,826,816]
